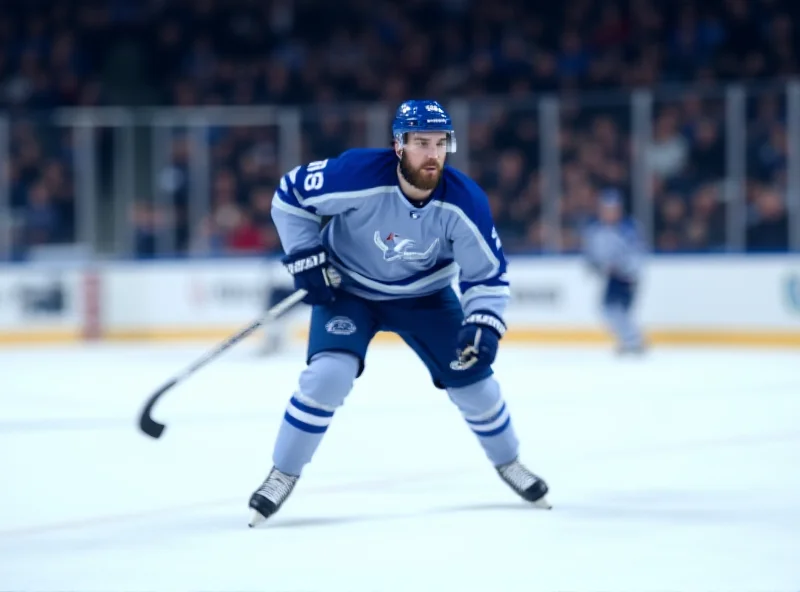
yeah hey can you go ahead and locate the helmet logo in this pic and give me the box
[425,104,444,113]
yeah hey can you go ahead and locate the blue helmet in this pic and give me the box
[599,188,622,207]
[392,99,457,153]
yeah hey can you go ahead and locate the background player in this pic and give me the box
[248,100,551,526]
[258,284,298,355]
[582,189,646,354]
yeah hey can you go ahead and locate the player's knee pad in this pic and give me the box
[296,351,359,410]
[446,376,502,418]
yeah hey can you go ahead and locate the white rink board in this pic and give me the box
[2,255,800,343]
[0,264,85,338]
[101,255,800,334]
[102,260,283,331]
[504,256,800,329]
[640,257,800,328]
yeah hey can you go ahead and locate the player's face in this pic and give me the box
[398,132,448,191]
[600,202,622,223]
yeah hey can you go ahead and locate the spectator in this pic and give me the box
[227,211,264,254]
[24,180,60,246]
[648,110,690,179]
[0,0,797,258]
[132,202,157,258]
[747,186,789,251]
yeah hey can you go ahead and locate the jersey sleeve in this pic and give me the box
[581,219,644,280]
[445,184,510,319]
[581,223,605,273]
[271,152,393,254]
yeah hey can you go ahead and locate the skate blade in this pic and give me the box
[248,510,267,528]
[532,496,552,510]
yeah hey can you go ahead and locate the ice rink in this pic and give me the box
[1,340,799,591]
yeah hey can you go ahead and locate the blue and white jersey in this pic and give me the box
[582,217,644,282]
[271,148,509,318]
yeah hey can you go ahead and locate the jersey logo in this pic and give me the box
[325,316,357,336]
[373,231,440,265]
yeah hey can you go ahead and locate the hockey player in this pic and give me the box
[582,189,646,354]
[248,100,551,526]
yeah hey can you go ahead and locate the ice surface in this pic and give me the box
[1,341,799,591]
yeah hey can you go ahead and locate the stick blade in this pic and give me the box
[139,414,165,439]
[137,379,177,439]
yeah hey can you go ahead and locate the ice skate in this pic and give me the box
[496,458,552,509]
[248,466,299,527]
[616,343,648,356]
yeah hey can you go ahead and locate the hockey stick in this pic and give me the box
[137,288,308,439]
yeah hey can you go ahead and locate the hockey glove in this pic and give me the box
[282,246,340,306]
[456,311,507,370]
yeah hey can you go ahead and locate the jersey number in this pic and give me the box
[304,159,328,192]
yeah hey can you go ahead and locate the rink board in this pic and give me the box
[0,265,87,344]
[1,255,799,346]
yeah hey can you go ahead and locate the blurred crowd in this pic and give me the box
[1,0,797,258]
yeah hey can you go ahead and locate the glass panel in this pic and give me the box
[559,93,632,253]
[87,124,119,256]
[109,123,136,258]
[142,120,283,258]
[8,115,79,259]
[23,84,785,261]
[300,105,369,163]
[149,124,188,257]
[128,122,163,259]
[745,86,789,252]
[650,89,728,252]
[202,123,283,256]
[466,100,540,253]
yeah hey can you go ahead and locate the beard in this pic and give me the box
[399,152,443,191]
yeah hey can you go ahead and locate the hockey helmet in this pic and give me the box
[392,100,457,153]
